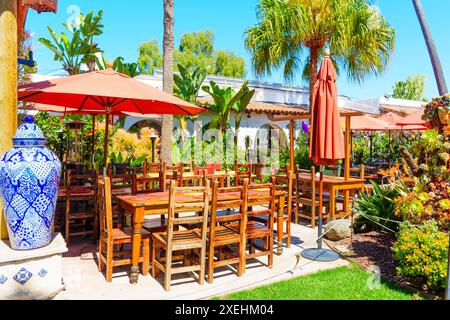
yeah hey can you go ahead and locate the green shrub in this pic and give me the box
[392,221,449,291]
[279,133,314,170]
[353,181,404,232]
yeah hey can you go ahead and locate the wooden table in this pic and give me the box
[116,189,286,284]
[295,173,365,218]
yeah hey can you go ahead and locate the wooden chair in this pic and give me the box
[269,169,293,249]
[234,161,253,186]
[64,169,97,244]
[227,179,276,270]
[253,165,292,250]
[206,180,249,283]
[295,166,329,228]
[165,164,184,187]
[133,169,171,233]
[334,165,365,216]
[151,180,210,291]
[97,175,150,282]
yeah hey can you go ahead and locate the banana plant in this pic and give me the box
[233,81,255,162]
[77,10,104,71]
[202,81,246,140]
[39,27,86,75]
[173,64,207,142]
[39,10,104,75]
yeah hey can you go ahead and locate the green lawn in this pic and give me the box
[217,266,419,300]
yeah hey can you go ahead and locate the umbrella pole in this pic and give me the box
[103,111,110,169]
[318,166,324,249]
[388,131,392,165]
[92,114,96,170]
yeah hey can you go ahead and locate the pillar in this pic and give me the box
[0,0,18,239]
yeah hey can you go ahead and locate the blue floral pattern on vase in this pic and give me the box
[0,116,61,250]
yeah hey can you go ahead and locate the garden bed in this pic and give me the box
[326,231,443,299]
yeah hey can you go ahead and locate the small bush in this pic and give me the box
[392,221,449,291]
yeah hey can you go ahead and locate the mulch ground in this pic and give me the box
[327,231,443,298]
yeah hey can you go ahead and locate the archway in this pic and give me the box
[128,119,161,137]
[254,123,287,165]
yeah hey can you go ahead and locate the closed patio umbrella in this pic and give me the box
[18,67,206,167]
[304,49,344,262]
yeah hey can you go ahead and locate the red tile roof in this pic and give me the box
[198,98,308,116]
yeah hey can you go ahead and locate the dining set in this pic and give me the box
[54,160,366,290]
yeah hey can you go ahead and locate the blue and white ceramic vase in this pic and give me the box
[0,116,61,250]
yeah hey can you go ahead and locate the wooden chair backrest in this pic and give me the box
[295,166,316,203]
[180,161,194,173]
[247,178,276,220]
[66,169,96,190]
[349,165,365,179]
[166,164,184,185]
[110,162,130,175]
[166,180,210,246]
[235,161,252,185]
[107,167,133,190]
[295,164,312,175]
[190,169,208,187]
[210,179,248,227]
[143,162,164,176]
[98,175,113,239]
[132,169,173,195]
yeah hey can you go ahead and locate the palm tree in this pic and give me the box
[245,0,396,109]
[412,0,448,95]
[161,0,175,165]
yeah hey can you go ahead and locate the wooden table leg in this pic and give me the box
[276,195,285,256]
[130,207,145,284]
[330,185,336,220]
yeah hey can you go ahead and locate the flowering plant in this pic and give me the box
[423,94,450,129]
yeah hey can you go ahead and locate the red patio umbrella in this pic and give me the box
[345,115,398,132]
[396,109,426,126]
[18,67,206,167]
[304,49,344,262]
[378,112,402,125]
[21,103,162,167]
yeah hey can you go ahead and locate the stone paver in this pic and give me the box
[54,223,348,300]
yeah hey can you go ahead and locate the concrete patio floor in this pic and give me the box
[54,221,348,300]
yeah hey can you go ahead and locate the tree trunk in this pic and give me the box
[412,0,448,95]
[0,0,18,239]
[161,0,174,165]
[309,46,320,112]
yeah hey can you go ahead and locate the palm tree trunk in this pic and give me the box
[161,0,174,165]
[0,0,17,240]
[309,46,320,111]
[412,0,448,95]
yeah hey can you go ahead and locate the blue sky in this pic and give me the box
[25,0,450,100]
